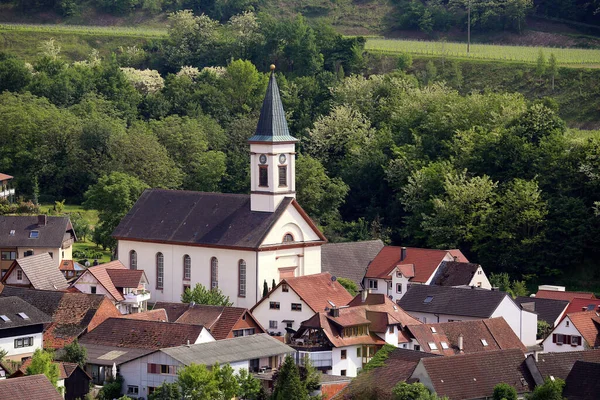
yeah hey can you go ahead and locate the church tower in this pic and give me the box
[248,66,297,213]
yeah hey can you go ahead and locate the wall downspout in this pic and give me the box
[255,251,259,304]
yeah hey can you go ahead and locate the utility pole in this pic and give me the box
[467,0,471,54]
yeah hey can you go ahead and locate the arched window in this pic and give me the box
[130,250,137,270]
[210,257,218,289]
[283,233,294,243]
[156,253,164,290]
[183,255,191,281]
[238,260,246,298]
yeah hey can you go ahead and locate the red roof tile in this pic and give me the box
[365,247,451,283]
[175,305,255,340]
[567,311,600,347]
[535,290,595,302]
[120,309,168,322]
[0,173,13,181]
[60,260,75,271]
[80,261,147,302]
[276,272,354,313]
[0,374,63,400]
[564,298,600,315]
[447,249,469,262]
[106,269,145,289]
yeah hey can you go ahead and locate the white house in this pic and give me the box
[119,334,294,398]
[251,272,354,335]
[0,296,51,361]
[541,310,600,353]
[362,246,490,304]
[398,285,538,347]
[73,260,150,314]
[112,69,326,308]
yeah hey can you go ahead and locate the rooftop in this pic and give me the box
[564,298,600,315]
[563,361,600,400]
[0,296,51,329]
[535,290,595,302]
[77,260,146,302]
[0,374,63,400]
[566,310,600,348]
[430,261,481,287]
[535,349,600,381]
[82,343,155,366]
[2,253,69,291]
[0,215,75,248]
[515,296,569,326]
[321,240,384,287]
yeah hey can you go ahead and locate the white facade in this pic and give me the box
[467,266,492,289]
[252,284,316,334]
[331,346,362,377]
[74,271,150,314]
[0,331,43,361]
[250,142,296,213]
[541,315,586,353]
[15,246,72,267]
[3,266,30,286]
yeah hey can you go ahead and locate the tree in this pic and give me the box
[363,344,396,372]
[272,355,308,400]
[548,53,558,90]
[26,349,60,390]
[272,279,276,290]
[0,53,31,93]
[149,382,181,400]
[213,363,238,400]
[237,368,262,400]
[83,172,148,251]
[62,338,87,369]
[397,53,413,71]
[535,50,547,78]
[526,377,564,400]
[392,381,446,399]
[178,363,220,400]
[537,320,552,340]
[299,354,321,395]
[337,277,358,296]
[181,283,233,306]
[424,61,437,85]
[262,280,269,297]
[493,383,517,400]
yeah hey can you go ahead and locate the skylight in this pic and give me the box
[481,339,488,346]
[424,296,434,304]
[9,230,15,236]
[440,341,449,349]
[428,342,438,350]
[430,327,437,333]
[0,315,10,322]
[18,312,29,320]
[29,231,39,239]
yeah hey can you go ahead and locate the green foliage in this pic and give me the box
[526,377,565,400]
[392,381,447,400]
[262,280,269,297]
[536,50,547,78]
[62,338,87,369]
[363,344,397,372]
[489,273,529,297]
[493,383,518,400]
[397,53,413,71]
[181,283,233,306]
[98,375,123,400]
[272,355,308,400]
[537,320,552,340]
[26,349,60,389]
[337,277,359,296]
[149,382,181,400]
[237,368,262,400]
[177,363,220,399]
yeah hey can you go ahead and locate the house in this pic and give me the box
[0,215,76,276]
[342,348,440,400]
[72,260,150,314]
[531,349,600,381]
[321,240,384,287]
[0,286,122,349]
[362,246,487,303]
[534,287,595,302]
[0,173,15,202]
[112,70,326,309]
[119,333,294,398]
[410,349,534,400]
[251,272,354,334]
[12,360,92,400]
[562,361,600,400]
[154,302,264,339]
[59,259,86,280]
[515,296,569,327]
[0,296,51,361]
[541,310,600,353]
[78,317,214,384]
[0,374,63,400]
[1,253,69,291]
[398,285,538,346]
[291,292,421,377]
[405,317,527,355]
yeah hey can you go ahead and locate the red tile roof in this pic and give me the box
[567,311,600,347]
[535,290,595,302]
[564,298,600,315]
[60,260,75,271]
[447,249,469,262]
[15,360,90,380]
[347,293,421,327]
[106,269,145,289]
[120,309,168,322]
[365,247,455,283]
[0,173,13,181]
[79,261,147,302]
[0,374,63,400]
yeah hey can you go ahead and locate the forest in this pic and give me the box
[0,11,599,290]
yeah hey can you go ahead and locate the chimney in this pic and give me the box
[37,214,47,226]
[401,247,407,261]
[361,289,371,303]
[329,307,340,318]
[583,307,587,311]
[453,255,458,261]
[186,339,190,347]
[534,350,539,362]
[458,334,464,353]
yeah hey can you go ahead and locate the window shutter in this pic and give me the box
[552,334,556,343]
[566,335,571,345]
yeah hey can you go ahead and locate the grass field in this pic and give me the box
[366,38,600,65]
[0,23,167,38]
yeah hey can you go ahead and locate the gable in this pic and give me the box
[260,200,325,246]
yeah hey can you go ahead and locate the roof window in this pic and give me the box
[0,315,10,322]
[29,231,39,239]
[428,342,438,350]
[440,341,449,349]
[9,230,15,236]
[430,327,437,333]
[481,339,488,346]
[18,312,29,319]
[424,296,434,304]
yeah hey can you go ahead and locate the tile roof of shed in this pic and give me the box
[535,290,595,302]
[321,240,384,286]
[535,349,600,381]
[3,253,69,291]
[0,296,51,329]
[82,343,155,366]
[112,189,306,249]
[398,285,509,318]
[0,374,63,400]
[0,215,74,248]
[79,318,205,349]
[563,361,600,400]
[431,261,480,287]
[419,349,533,400]
[515,296,569,326]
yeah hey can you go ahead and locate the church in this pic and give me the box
[112,67,326,308]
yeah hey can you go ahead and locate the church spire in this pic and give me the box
[248,65,297,143]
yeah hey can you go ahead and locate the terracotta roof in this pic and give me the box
[407,318,526,356]
[14,360,90,380]
[120,309,168,322]
[60,260,75,271]
[567,311,600,347]
[281,273,354,313]
[0,173,13,180]
[398,285,509,318]
[0,374,63,400]
[563,361,600,400]
[77,260,147,302]
[535,290,595,302]
[106,269,145,288]
[419,349,533,399]
[1,253,69,291]
[535,349,600,381]
[365,246,454,283]
[113,190,325,249]
[297,312,386,348]
[397,264,415,278]
[515,296,569,326]
[79,317,205,349]
[0,215,75,248]
[0,286,121,349]
[346,293,421,327]
[447,249,469,262]
[0,296,52,329]
[153,302,188,322]
[564,298,600,315]
[321,240,384,286]
[431,261,480,287]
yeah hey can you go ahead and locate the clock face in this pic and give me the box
[279,154,287,164]
[259,154,267,164]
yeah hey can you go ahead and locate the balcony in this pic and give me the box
[122,291,151,305]
[296,350,333,369]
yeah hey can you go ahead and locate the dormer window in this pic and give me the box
[29,231,39,239]
[283,234,294,243]
[396,271,402,278]
[9,230,15,236]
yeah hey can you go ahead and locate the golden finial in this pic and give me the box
[270,64,276,71]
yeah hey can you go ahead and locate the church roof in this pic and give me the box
[248,70,297,143]
[113,189,296,249]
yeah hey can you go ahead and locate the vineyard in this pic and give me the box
[366,38,600,65]
[0,23,167,38]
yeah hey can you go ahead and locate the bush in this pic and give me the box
[493,383,517,400]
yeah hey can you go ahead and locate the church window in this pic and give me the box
[259,165,268,187]
[183,255,191,280]
[211,257,218,289]
[130,250,137,270]
[239,260,246,297]
[283,233,294,243]
[156,253,164,290]
[278,166,287,187]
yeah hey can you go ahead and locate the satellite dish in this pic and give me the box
[331,276,337,282]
